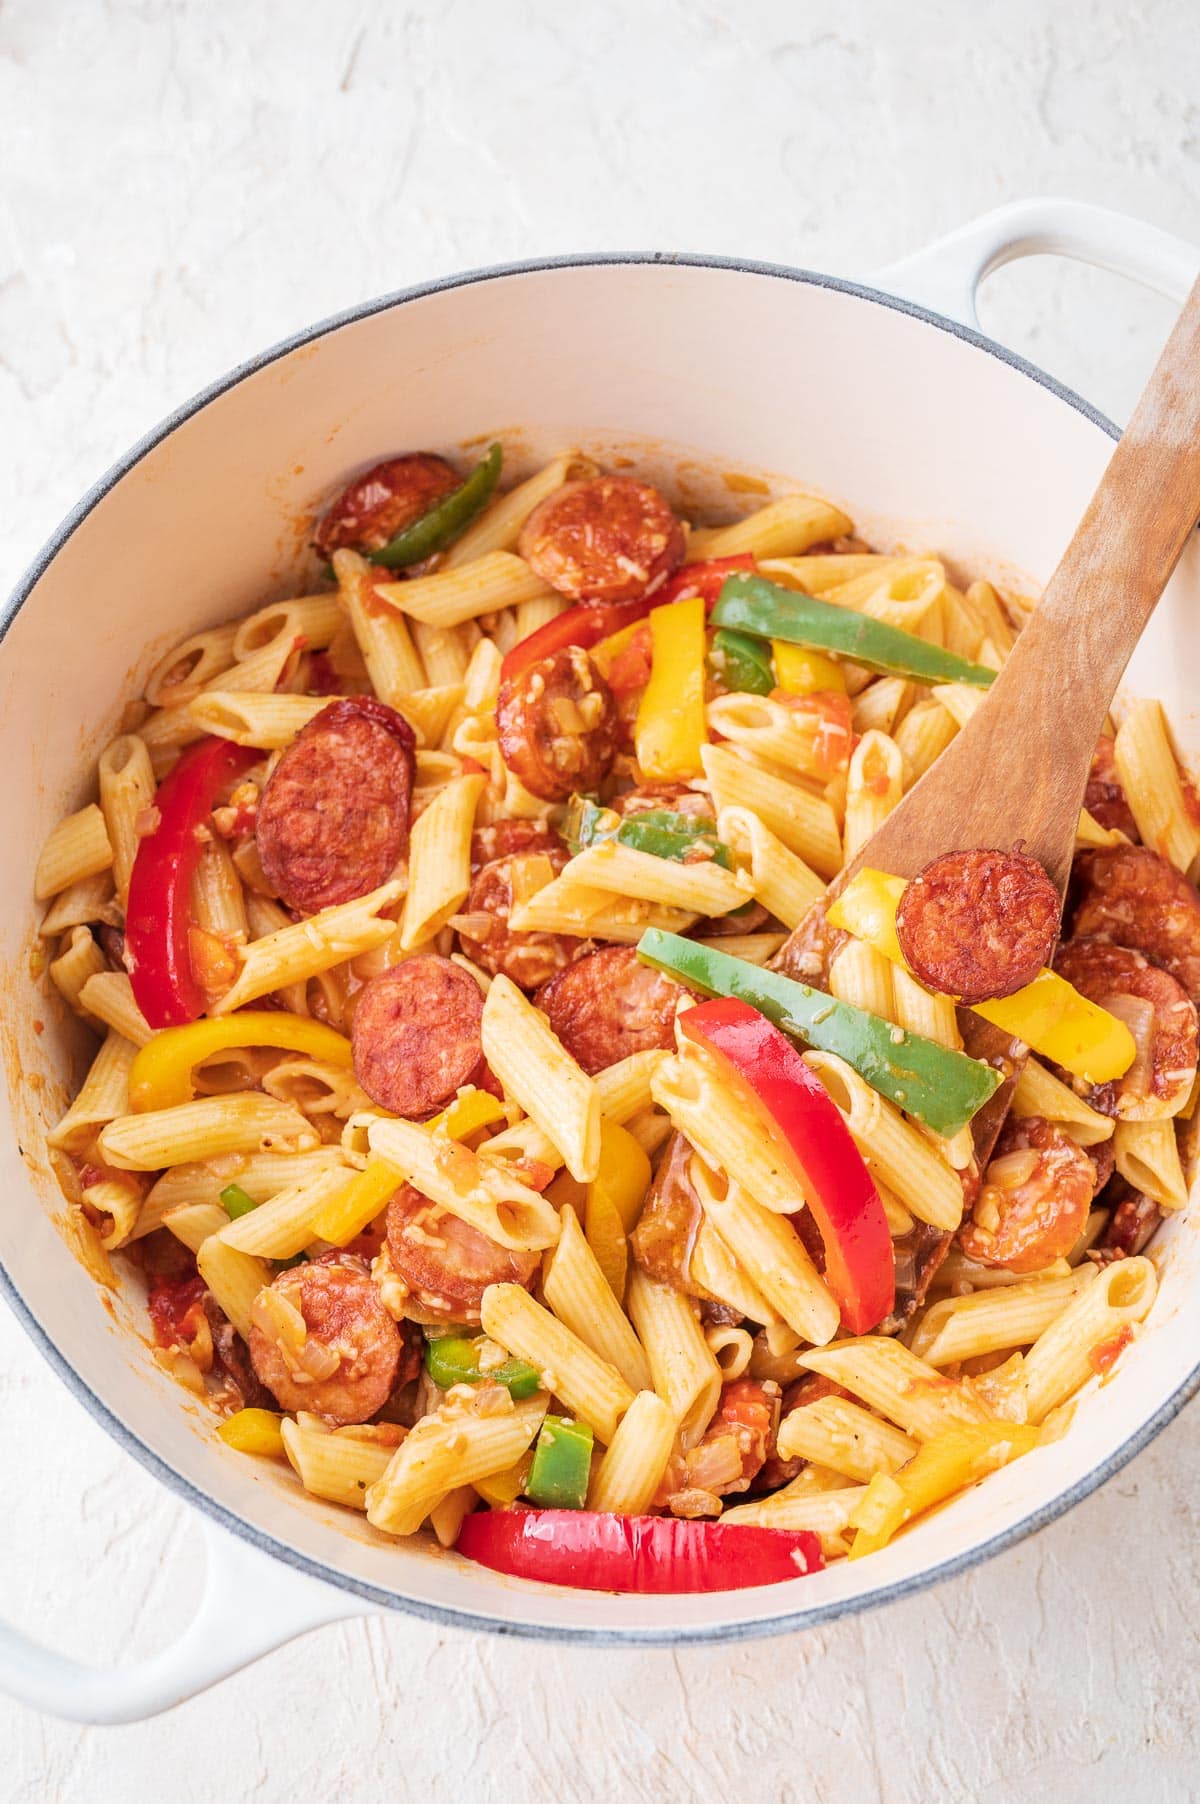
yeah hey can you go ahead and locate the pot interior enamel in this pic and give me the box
[3,259,1198,1640]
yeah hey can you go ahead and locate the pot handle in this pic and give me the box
[870,196,1200,329]
[0,1513,370,1723]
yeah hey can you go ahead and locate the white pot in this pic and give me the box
[2,198,1198,1722]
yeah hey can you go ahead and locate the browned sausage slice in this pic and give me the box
[352,955,484,1118]
[958,1115,1094,1272]
[536,944,682,1074]
[895,848,1060,1004]
[611,784,715,822]
[1084,737,1139,841]
[385,1184,539,1324]
[313,454,461,557]
[1071,845,1200,1003]
[256,697,415,914]
[518,475,685,604]
[630,1132,705,1295]
[457,853,582,990]
[1053,937,1198,1117]
[1100,1187,1161,1256]
[470,818,562,872]
[496,645,619,802]
[248,1260,401,1423]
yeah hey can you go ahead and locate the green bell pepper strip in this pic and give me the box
[637,930,1001,1137]
[526,1416,595,1509]
[708,626,775,696]
[368,443,502,569]
[423,1334,542,1400]
[711,574,997,690]
[565,796,733,869]
[220,1182,307,1266]
[220,1183,258,1222]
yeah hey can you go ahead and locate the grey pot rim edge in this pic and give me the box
[3,247,1195,1652]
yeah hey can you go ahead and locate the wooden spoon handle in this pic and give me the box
[858,276,1200,897]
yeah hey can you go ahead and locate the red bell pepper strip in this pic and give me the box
[499,556,756,684]
[679,997,894,1333]
[126,737,258,1029]
[653,554,757,609]
[456,1508,824,1592]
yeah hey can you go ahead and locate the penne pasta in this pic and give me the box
[481,1283,632,1443]
[35,803,114,901]
[625,1266,723,1450]
[701,743,842,878]
[374,551,554,629]
[587,1389,678,1515]
[481,974,600,1184]
[687,493,851,560]
[98,1094,318,1171]
[97,734,156,904]
[399,774,484,950]
[542,1205,653,1393]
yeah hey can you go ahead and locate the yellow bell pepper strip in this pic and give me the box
[218,1408,287,1459]
[772,643,846,696]
[635,595,708,780]
[590,617,648,682]
[309,1157,402,1248]
[590,1119,652,1235]
[828,869,1136,1085]
[713,574,997,689]
[847,1421,1041,1558]
[526,1416,595,1509]
[638,930,999,1137]
[311,1087,506,1247]
[582,1118,651,1299]
[473,1449,535,1508]
[128,1012,352,1112]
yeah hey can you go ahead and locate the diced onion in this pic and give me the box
[1102,993,1156,1097]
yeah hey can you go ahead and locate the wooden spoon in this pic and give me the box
[837,276,1200,903]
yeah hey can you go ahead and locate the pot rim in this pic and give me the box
[4,249,1194,1647]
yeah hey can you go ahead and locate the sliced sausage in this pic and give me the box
[956,1010,1029,1172]
[1084,737,1139,840]
[385,1184,539,1325]
[878,1220,954,1335]
[256,697,415,914]
[958,1115,1095,1272]
[470,817,561,872]
[313,454,460,558]
[496,645,619,802]
[457,853,582,991]
[518,474,685,604]
[1071,845,1200,1004]
[612,784,715,823]
[755,1372,844,1490]
[1087,1137,1116,1196]
[351,955,484,1118]
[248,1260,402,1423]
[1053,938,1198,1118]
[895,848,1061,1004]
[1100,1187,1161,1258]
[536,943,682,1074]
[774,897,846,989]
[630,1132,705,1295]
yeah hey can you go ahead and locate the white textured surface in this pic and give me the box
[2,1,1200,1796]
